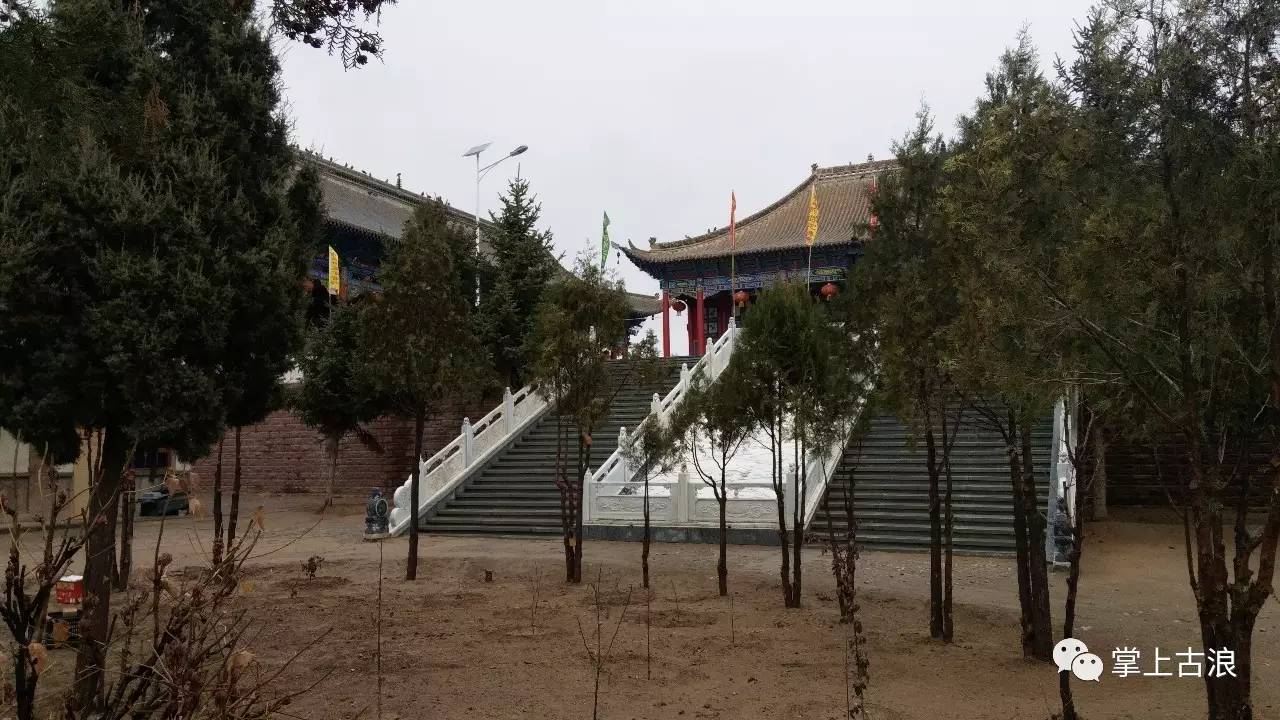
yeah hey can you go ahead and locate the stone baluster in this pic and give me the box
[618,427,630,483]
[675,464,691,523]
[461,417,474,467]
[502,386,515,434]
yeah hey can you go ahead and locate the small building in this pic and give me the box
[622,160,893,356]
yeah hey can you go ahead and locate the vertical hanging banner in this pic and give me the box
[327,246,340,296]
[805,183,819,246]
[600,211,611,268]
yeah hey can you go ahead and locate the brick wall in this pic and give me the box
[190,397,489,495]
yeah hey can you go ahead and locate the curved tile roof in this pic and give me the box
[303,150,493,250]
[303,151,661,316]
[623,159,896,267]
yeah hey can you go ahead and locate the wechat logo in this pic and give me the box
[1055,638,1103,682]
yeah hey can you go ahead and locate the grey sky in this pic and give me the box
[279,0,1096,354]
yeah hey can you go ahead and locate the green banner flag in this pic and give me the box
[601,211,611,267]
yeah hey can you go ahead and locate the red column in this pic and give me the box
[695,288,706,356]
[661,291,671,358]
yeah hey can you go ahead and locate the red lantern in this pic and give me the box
[671,298,687,315]
[820,282,839,301]
[733,289,750,307]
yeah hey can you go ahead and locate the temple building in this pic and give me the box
[622,160,893,356]
[305,151,661,326]
[189,153,661,495]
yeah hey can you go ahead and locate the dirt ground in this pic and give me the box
[34,496,1280,720]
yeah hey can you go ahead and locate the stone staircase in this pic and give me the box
[421,358,690,536]
[812,410,1052,555]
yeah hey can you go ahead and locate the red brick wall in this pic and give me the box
[191,397,488,495]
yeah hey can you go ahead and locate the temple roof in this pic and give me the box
[304,151,495,253]
[304,151,661,317]
[625,291,663,317]
[622,159,896,271]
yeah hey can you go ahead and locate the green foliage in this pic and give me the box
[943,34,1081,419]
[478,177,560,386]
[293,302,383,451]
[0,0,318,462]
[362,198,490,419]
[736,283,860,448]
[526,255,633,438]
[848,106,957,430]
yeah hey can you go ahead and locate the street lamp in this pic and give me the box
[463,142,529,299]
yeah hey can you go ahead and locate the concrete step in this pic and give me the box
[422,358,686,536]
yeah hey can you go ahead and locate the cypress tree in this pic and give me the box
[0,0,332,705]
[362,198,489,581]
[479,177,560,387]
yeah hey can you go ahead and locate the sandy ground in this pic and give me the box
[31,496,1280,720]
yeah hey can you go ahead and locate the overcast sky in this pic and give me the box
[278,0,1097,355]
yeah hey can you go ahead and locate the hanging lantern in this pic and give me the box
[671,298,687,315]
[733,289,750,307]
[820,282,839,301]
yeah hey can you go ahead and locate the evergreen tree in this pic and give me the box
[362,198,489,581]
[849,106,962,641]
[1053,4,1280,717]
[526,256,634,584]
[667,361,754,597]
[479,177,560,387]
[0,0,327,704]
[734,282,848,608]
[943,34,1076,663]
[294,300,385,510]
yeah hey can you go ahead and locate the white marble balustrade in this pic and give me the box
[387,384,548,535]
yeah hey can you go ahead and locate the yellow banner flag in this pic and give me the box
[805,183,819,246]
[327,246,340,296]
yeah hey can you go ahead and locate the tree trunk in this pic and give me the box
[642,470,650,589]
[73,427,130,710]
[1020,419,1053,662]
[555,414,575,583]
[114,461,141,591]
[718,466,728,597]
[226,426,243,551]
[406,410,425,581]
[1058,480,1087,720]
[942,412,956,643]
[1091,424,1107,520]
[322,435,339,511]
[15,642,35,720]
[571,429,591,584]
[212,437,225,566]
[789,435,805,608]
[925,421,943,639]
[1006,417,1035,658]
[772,415,794,607]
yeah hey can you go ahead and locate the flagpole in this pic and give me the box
[729,191,737,322]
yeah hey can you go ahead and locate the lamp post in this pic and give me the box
[463,142,528,303]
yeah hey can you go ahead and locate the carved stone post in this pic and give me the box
[618,427,630,483]
[502,387,515,434]
[461,417,474,467]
